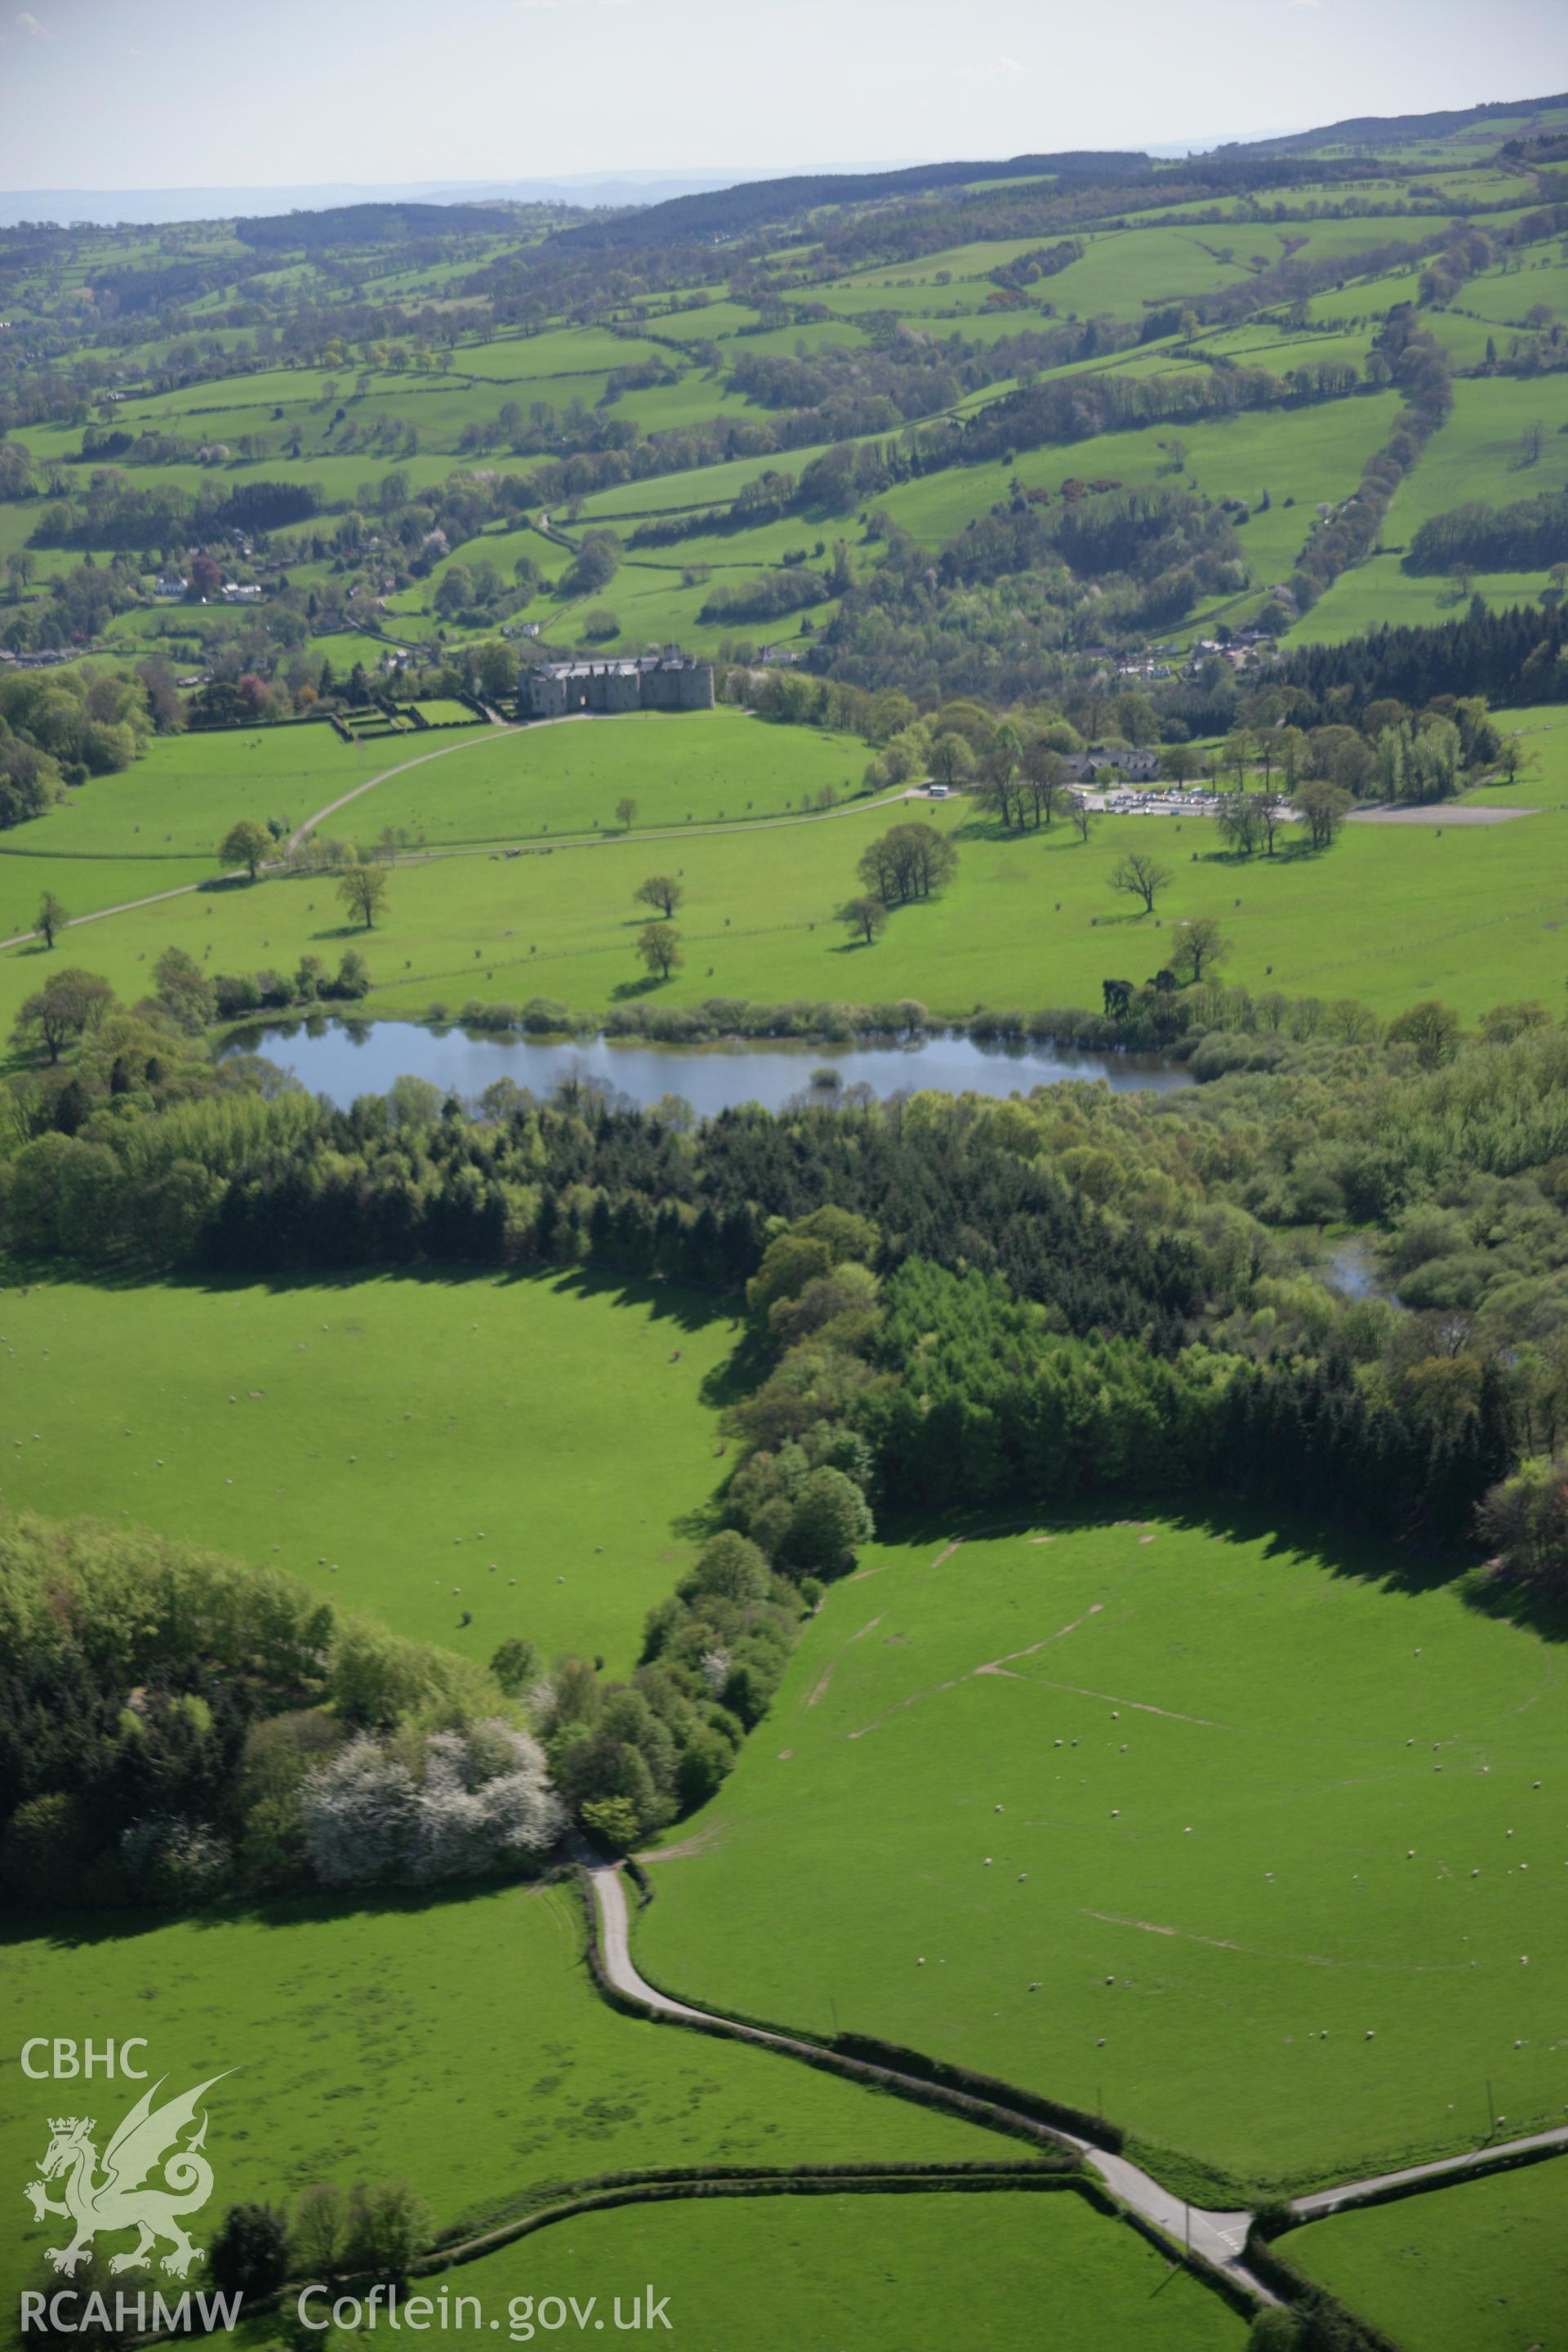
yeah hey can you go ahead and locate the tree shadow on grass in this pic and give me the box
[875,1490,1506,1617]
[136,1260,735,1348]
[32,1258,742,1358]
[542,1260,742,1348]
[2,1867,575,1957]
[1454,1559,1568,1646]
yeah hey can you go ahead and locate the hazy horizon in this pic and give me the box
[2,0,1565,206]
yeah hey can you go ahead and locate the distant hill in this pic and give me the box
[0,167,924,232]
[1218,91,1568,157]
[547,152,1153,252]
[234,198,528,250]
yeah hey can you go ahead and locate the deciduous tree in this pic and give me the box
[1020,740,1070,826]
[1295,778,1353,850]
[220,818,273,880]
[638,921,684,980]
[928,732,975,791]
[210,2205,289,2300]
[840,896,888,947]
[855,822,957,907]
[35,890,68,949]
[1387,999,1462,1067]
[337,862,389,929]
[1108,849,1171,915]
[1216,794,1265,858]
[11,967,114,1063]
[1169,916,1228,984]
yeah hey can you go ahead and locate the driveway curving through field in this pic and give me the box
[587,1862,1271,2301]
[0,715,920,956]
[589,1860,1568,2305]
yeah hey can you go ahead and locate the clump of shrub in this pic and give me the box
[0,1513,546,1911]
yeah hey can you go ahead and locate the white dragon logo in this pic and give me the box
[24,2075,229,2280]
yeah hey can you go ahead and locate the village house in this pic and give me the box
[1062,744,1161,783]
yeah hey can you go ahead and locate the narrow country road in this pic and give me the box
[590,1862,1568,2299]
[587,1863,1272,2300]
[1290,2122,1568,2217]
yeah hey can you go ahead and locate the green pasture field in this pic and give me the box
[5,753,1566,1033]
[611,375,759,439]
[1,1879,1009,2310]
[1472,706,1568,806]
[715,314,875,359]
[992,228,1253,320]
[7,544,100,582]
[940,306,1062,349]
[0,500,49,563]
[951,371,1025,413]
[416,521,568,593]
[1299,282,1416,341]
[1277,2160,1568,2352]
[7,433,536,513]
[260,2189,1243,2352]
[635,1514,1568,2194]
[1290,555,1555,644]
[1277,214,1471,269]
[572,440,839,524]
[0,724,487,937]
[309,630,416,666]
[868,394,1403,576]
[1386,375,1568,532]
[0,719,483,869]
[0,1267,734,1673]
[457,327,662,381]
[351,710,863,848]
[1405,167,1543,203]
[1453,252,1568,327]
[992,212,1441,326]
[830,234,1080,293]
[653,301,761,345]
[0,853,211,943]
[1289,372,1568,640]
[598,505,832,575]
[1200,324,1378,375]
[554,566,840,657]
[412,698,478,724]
[1422,303,1552,372]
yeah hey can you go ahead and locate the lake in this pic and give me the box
[223,1019,1192,1116]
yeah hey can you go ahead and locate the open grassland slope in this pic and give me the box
[0,722,489,938]
[0,1882,1010,2311]
[352,709,862,847]
[1290,373,1568,644]
[635,1517,1568,2195]
[1279,2157,1568,2352]
[0,1270,732,1673]
[6,738,1566,1034]
[257,2188,1246,2352]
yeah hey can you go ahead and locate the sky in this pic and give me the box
[2,0,1566,194]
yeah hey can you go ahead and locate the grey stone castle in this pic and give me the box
[520,647,715,720]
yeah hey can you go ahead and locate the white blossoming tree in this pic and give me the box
[302,1721,564,1889]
